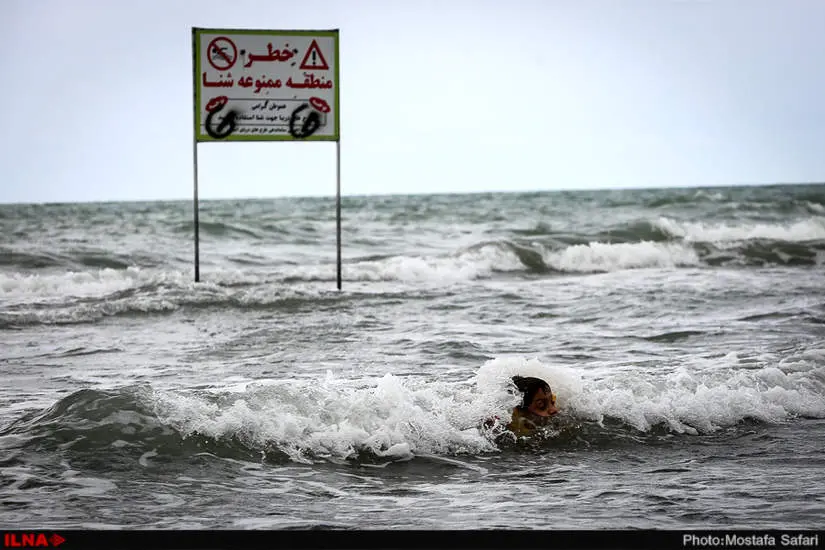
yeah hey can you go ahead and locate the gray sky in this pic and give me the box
[2,0,824,203]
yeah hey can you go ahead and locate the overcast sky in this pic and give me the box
[2,0,824,204]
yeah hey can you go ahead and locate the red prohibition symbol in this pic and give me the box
[309,97,330,113]
[205,96,228,113]
[207,37,237,71]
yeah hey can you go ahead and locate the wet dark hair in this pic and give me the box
[511,376,551,410]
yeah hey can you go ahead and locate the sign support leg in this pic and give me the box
[193,138,200,283]
[336,139,342,291]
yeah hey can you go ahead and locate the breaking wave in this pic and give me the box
[2,356,823,466]
[652,217,825,244]
[2,222,825,329]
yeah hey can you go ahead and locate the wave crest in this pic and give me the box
[4,355,823,465]
[653,216,825,244]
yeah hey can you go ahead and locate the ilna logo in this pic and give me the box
[3,533,65,547]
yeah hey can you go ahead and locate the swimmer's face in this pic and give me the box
[527,387,559,417]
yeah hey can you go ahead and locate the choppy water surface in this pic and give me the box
[1,184,824,528]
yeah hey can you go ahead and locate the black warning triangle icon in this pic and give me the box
[299,39,329,70]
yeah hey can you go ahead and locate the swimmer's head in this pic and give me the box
[512,376,559,417]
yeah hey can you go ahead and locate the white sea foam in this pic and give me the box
[0,268,145,304]
[148,371,503,464]
[654,216,825,243]
[481,356,825,433]
[0,245,679,305]
[338,244,525,283]
[692,190,726,202]
[145,355,825,463]
[0,267,282,305]
[0,221,819,316]
[0,267,323,324]
[0,245,527,301]
[301,241,699,281]
[804,201,825,214]
[544,241,700,273]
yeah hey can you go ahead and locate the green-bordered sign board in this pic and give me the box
[193,28,340,142]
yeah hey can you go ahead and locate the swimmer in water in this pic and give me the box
[506,376,559,438]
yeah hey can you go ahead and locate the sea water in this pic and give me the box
[1,184,824,528]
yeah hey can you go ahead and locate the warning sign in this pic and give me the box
[193,28,339,142]
[299,39,329,70]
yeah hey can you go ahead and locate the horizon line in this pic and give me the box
[0,180,822,207]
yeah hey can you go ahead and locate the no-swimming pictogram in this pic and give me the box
[207,37,238,70]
